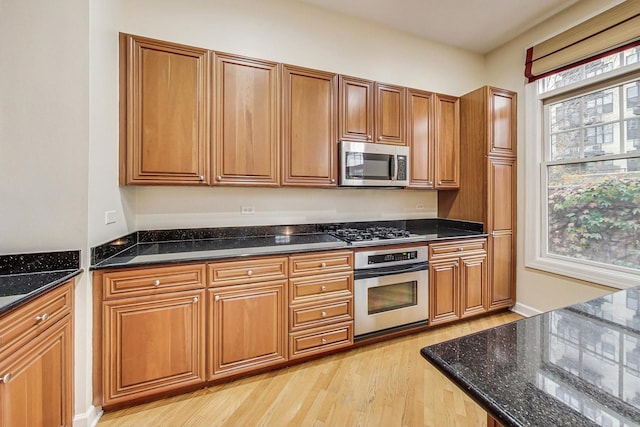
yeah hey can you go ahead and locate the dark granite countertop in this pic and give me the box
[90,219,486,270]
[0,251,82,316]
[421,286,640,427]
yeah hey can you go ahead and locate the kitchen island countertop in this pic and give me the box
[421,286,640,427]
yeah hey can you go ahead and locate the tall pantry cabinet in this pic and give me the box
[438,86,517,311]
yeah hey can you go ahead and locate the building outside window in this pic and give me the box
[526,46,640,288]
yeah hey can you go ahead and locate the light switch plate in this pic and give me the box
[105,210,117,225]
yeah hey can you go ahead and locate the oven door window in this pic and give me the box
[367,280,418,315]
[345,152,392,180]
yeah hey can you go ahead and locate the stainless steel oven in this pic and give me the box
[354,246,429,337]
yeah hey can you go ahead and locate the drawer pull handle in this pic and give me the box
[321,311,327,318]
[0,373,11,383]
[215,295,220,301]
[320,286,327,292]
[193,296,199,303]
[154,279,161,286]
[247,270,253,276]
[36,313,49,322]
[321,262,327,268]
[321,338,327,344]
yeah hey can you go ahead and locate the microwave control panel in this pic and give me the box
[397,155,407,181]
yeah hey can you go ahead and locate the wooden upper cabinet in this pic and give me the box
[488,87,517,157]
[282,65,338,187]
[213,53,280,186]
[434,93,460,189]
[375,83,406,145]
[120,34,210,185]
[407,89,434,188]
[339,76,374,142]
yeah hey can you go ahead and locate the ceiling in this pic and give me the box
[296,0,580,54]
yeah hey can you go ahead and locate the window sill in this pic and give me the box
[525,256,639,290]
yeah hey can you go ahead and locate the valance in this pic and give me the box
[525,0,640,82]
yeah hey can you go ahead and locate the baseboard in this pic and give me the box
[73,405,103,427]
[511,302,543,317]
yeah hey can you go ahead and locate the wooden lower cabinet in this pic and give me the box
[488,233,515,310]
[208,280,288,380]
[0,282,74,427]
[102,290,206,406]
[429,239,488,327]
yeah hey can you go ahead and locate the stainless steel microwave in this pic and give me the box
[339,141,409,187]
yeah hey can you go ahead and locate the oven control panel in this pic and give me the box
[367,251,417,265]
[354,246,429,269]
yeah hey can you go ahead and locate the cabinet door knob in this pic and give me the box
[378,136,382,141]
[36,313,49,322]
[321,262,327,268]
[321,311,327,318]
[0,373,11,383]
[367,135,372,140]
[247,270,253,276]
[154,279,160,287]
[193,296,199,303]
[330,178,335,183]
[216,175,222,181]
[320,285,327,292]
[214,295,220,301]
[321,338,327,344]
[198,175,204,181]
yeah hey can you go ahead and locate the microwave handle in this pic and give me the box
[389,156,396,180]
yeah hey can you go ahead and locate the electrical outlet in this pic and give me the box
[105,210,117,225]
[241,206,255,215]
[416,204,425,210]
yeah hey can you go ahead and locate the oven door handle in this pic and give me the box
[354,261,429,280]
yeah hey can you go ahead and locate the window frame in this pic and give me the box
[525,61,640,290]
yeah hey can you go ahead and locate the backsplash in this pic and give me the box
[133,186,438,230]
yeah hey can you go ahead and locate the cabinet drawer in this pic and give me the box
[209,257,287,286]
[289,251,353,277]
[289,273,352,304]
[429,238,487,259]
[289,297,353,332]
[103,264,206,298]
[289,321,353,359]
[0,281,73,353]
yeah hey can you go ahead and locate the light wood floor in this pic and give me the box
[98,311,522,427]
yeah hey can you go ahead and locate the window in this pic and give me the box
[526,46,640,289]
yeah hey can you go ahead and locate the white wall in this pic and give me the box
[113,0,486,231]
[0,0,96,424]
[485,0,624,312]
[0,0,89,252]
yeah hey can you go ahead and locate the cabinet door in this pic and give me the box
[339,76,374,142]
[121,34,210,185]
[375,83,406,145]
[407,89,434,188]
[488,233,515,310]
[434,94,460,189]
[487,157,516,233]
[429,259,460,326]
[103,290,206,406]
[0,316,72,427]
[488,87,517,157]
[282,65,338,187]
[208,280,287,380]
[213,53,279,186]
[460,254,488,318]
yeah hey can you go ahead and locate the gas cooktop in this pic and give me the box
[328,226,426,247]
